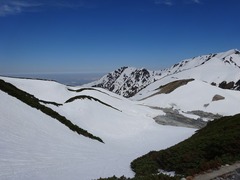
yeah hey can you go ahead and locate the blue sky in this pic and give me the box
[0,0,239,74]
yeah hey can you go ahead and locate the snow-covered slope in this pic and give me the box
[133,78,240,117]
[0,76,74,103]
[90,49,240,97]
[0,76,195,180]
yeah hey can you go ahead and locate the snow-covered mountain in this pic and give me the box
[90,49,240,97]
[85,49,240,128]
[1,49,240,180]
[122,49,240,127]
[88,67,160,97]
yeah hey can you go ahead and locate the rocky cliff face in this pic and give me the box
[91,67,157,97]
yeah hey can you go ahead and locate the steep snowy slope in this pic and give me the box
[0,76,195,180]
[89,49,240,97]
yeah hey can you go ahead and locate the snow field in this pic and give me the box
[0,79,195,180]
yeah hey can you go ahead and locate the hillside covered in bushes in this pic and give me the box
[131,114,240,177]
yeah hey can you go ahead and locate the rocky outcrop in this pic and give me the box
[212,95,225,102]
[92,67,157,97]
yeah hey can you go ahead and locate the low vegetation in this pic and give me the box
[141,79,194,100]
[131,114,240,177]
[68,87,103,93]
[97,174,179,180]
[65,95,121,111]
[39,100,63,106]
[157,79,194,94]
[0,79,104,143]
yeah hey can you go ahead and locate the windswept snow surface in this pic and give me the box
[0,77,195,180]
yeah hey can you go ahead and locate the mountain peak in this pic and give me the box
[90,66,156,97]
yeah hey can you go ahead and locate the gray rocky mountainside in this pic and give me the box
[90,67,159,97]
[88,49,240,98]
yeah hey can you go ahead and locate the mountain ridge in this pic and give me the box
[89,49,240,97]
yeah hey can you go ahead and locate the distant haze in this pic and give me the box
[1,73,105,86]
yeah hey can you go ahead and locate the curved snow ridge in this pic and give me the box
[68,87,124,101]
[159,49,240,81]
[171,57,240,84]
[216,49,240,59]
[0,76,74,103]
[0,79,104,143]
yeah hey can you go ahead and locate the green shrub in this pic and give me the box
[65,95,121,112]
[97,174,179,180]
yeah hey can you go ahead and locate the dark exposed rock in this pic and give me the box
[211,82,217,86]
[204,103,209,107]
[219,81,235,89]
[236,80,240,86]
[212,94,225,101]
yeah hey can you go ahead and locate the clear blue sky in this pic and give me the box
[0,0,239,74]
